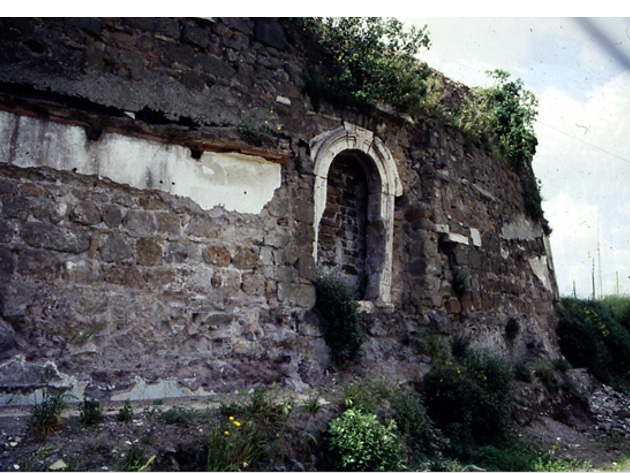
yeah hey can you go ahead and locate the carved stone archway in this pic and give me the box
[309,123,402,306]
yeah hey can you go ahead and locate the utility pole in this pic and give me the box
[591,257,596,300]
[617,271,620,295]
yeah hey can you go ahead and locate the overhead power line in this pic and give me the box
[537,120,630,166]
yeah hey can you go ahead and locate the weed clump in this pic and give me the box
[30,389,73,438]
[79,397,104,426]
[117,399,134,422]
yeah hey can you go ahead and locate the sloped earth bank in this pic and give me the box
[1,370,629,472]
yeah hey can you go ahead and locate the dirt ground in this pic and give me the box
[1,378,630,472]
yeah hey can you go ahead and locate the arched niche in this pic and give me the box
[309,123,402,306]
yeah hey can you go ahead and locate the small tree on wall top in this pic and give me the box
[299,17,432,114]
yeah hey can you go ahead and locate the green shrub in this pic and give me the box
[314,276,363,365]
[424,349,512,459]
[79,397,104,426]
[161,405,195,427]
[392,390,434,459]
[328,408,405,471]
[513,361,532,382]
[473,440,539,472]
[602,295,630,334]
[557,297,630,384]
[533,358,556,388]
[117,400,133,423]
[505,317,521,340]
[30,389,73,438]
[298,17,431,115]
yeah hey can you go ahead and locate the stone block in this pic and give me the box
[202,245,232,267]
[254,18,286,50]
[186,217,221,239]
[136,238,163,266]
[155,213,181,236]
[70,201,101,226]
[104,264,145,289]
[292,200,313,224]
[182,21,209,48]
[0,246,15,278]
[2,195,29,220]
[123,209,156,234]
[232,247,258,270]
[16,248,61,279]
[211,268,241,290]
[277,282,315,307]
[166,242,200,263]
[102,204,124,228]
[296,254,317,280]
[0,219,14,243]
[22,222,91,254]
[242,272,266,297]
[99,234,134,262]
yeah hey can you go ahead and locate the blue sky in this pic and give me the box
[404,17,630,297]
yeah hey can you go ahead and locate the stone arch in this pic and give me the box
[309,123,402,306]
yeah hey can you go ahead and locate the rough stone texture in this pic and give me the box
[0,17,560,401]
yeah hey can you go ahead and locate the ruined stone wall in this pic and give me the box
[0,17,559,403]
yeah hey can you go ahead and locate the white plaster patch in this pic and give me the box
[0,111,281,214]
[501,214,541,240]
[528,256,552,291]
[111,377,213,401]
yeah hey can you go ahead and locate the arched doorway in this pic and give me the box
[317,152,371,298]
[309,123,402,306]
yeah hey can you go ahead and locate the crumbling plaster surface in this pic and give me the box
[0,111,281,214]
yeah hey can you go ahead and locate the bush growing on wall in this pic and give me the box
[314,276,363,365]
[299,17,431,115]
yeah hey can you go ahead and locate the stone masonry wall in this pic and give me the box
[0,17,559,402]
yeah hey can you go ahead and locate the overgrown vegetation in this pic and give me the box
[313,275,363,365]
[424,348,513,459]
[557,296,630,388]
[449,70,548,231]
[298,17,431,115]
